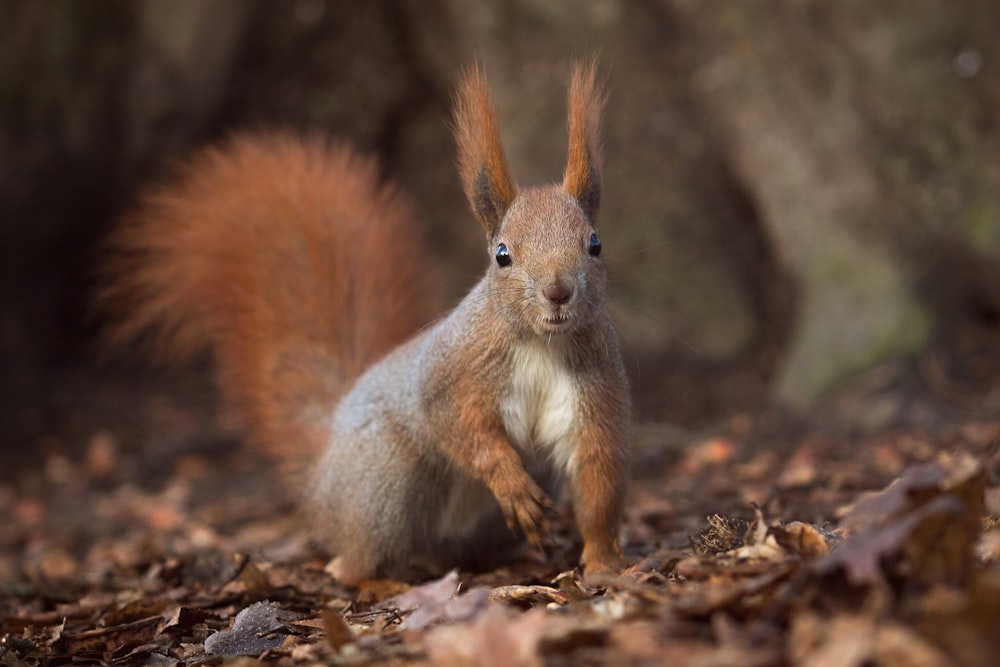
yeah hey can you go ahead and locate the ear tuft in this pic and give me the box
[453,65,517,237]
[562,60,607,222]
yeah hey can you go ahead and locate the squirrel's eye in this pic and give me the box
[588,232,602,257]
[495,243,512,267]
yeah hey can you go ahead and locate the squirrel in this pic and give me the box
[101,61,630,583]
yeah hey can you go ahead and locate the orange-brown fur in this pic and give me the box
[563,61,607,216]
[453,64,517,233]
[101,134,438,460]
[104,62,629,582]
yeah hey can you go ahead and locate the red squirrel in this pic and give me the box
[102,62,630,583]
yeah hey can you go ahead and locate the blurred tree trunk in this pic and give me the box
[671,3,938,410]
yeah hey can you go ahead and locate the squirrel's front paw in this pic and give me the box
[495,476,552,544]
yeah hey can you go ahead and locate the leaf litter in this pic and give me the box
[3,415,1000,666]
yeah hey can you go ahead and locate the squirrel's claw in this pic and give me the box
[497,476,552,544]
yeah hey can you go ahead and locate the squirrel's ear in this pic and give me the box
[453,65,517,238]
[562,60,607,223]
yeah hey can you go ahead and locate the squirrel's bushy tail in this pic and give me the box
[100,133,438,460]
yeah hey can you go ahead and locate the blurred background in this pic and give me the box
[2,1,999,466]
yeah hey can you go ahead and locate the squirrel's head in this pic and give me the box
[453,61,608,337]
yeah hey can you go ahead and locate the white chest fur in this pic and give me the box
[501,339,578,474]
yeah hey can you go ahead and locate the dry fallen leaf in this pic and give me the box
[320,608,355,650]
[789,611,952,667]
[203,601,291,656]
[55,617,161,658]
[769,521,831,560]
[489,585,568,607]
[378,570,493,631]
[423,604,548,667]
[840,452,985,535]
[815,454,985,589]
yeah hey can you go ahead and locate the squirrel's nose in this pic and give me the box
[542,282,573,305]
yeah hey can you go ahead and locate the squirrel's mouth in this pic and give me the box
[538,312,574,333]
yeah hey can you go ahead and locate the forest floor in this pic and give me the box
[2,363,1000,667]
